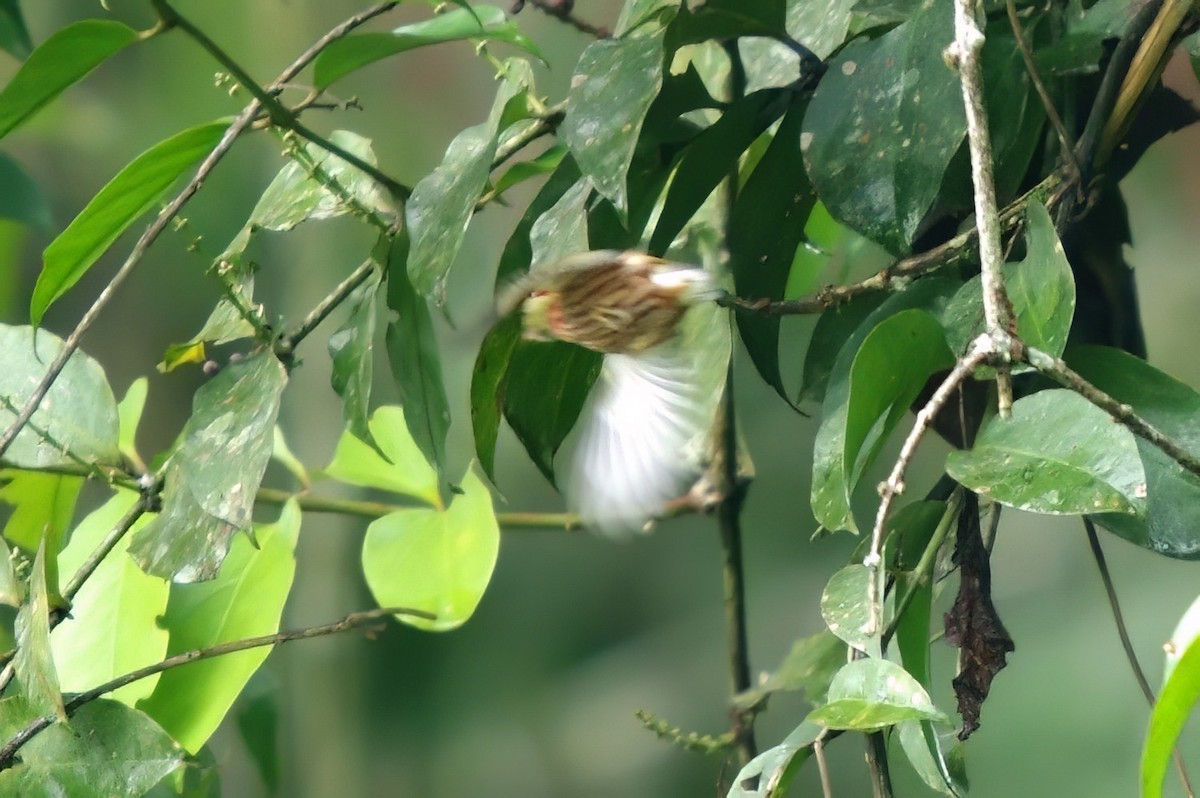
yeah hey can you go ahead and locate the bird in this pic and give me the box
[500,250,726,537]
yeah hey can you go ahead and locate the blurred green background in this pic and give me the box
[3,2,1200,796]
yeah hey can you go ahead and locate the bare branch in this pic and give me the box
[512,0,610,38]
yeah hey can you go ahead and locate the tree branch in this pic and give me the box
[0,606,432,771]
[512,0,610,38]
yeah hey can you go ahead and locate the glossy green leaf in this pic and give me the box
[386,236,451,473]
[666,0,785,48]
[561,29,665,214]
[51,490,166,706]
[946,389,1145,516]
[528,177,592,267]
[504,341,602,483]
[117,377,148,468]
[471,314,521,480]
[820,564,874,651]
[799,293,887,406]
[0,0,31,59]
[981,26,1048,203]
[0,325,120,469]
[1069,346,1200,557]
[129,350,286,582]
[0,20,138,141]
[251,130,393,231]
[13,540,64,720]
[727,721,820,798]
[329,262,382,444]
[314,5,543,88]
[32,121,228,324]
[729,98,813,403]
[407,59,531,302]
[1034,0,1128,76]
[812,309,954,533]
[1142,635,1200,798]
[493,155,583,287]
[737,630,845,712]
[1164,593,1200,690]
[741,0,853,91]
[144,745,220,798]
[0,152,50,231]
[0,471,82,596]
[324,405,441,508]
[649,89,785,255]
[362,467,499,631]
[138,500,299,754]
[803,3,965,254]
[807,659,949,731]
[941,201,1074,362]
[0,700,183,796]
[490,143,566,200]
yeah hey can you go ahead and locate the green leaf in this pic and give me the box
[811,309,954,533]
[313,5,543,88]
[0,20,139,141]
[406,59,532,302]
[803,3,966,254]
[250,130,393,231]
[271,426,309,488]
[741,0,854,91]
[0,471,82,596]
[649,89,786,255]
[144,746,220,798]
[0,152,50,231]
[493,155,584,287]
[51,490,166,706]
[799,293,887,406]
[329,262,382,443]
[727,721,820,798]
[0,700,183,796]
[561,29,666,215]
[129,350,287,582]
[666,0,785,48]
[13,540,64,721]
[324,405,441,508]
[807,659,949,731]
[820,564,874,652]
[1069,346,1200,557]
[362,467,499,631]
[0,324,121,469]
[981,25,1048,203]
[946,389,1145,516]
[736,629,846,713]
[385,236,451,473]
[490,143,566,201]
[0,0,31,59]
[471,312,521,480]
[234,672,281,796]
[729,98,813,403]
[32,121,228,324]
[1142,635,1200,798]
[941,200,1074,363]
[1035,0,1129,76]
[0,536,18,606]
[504,341,602,483]
[137,501,299,754]
[117,377,148,467]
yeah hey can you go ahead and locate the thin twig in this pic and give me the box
[814,729,834,798]
[512,0,610,38]
[492,102,567,169]
[866,731,894,798]
[1004,0,1080,181]
[0,2,401,463]
[949,0,1017,417]
[278,258,381,357]
[1083,519,1196,797]
[0,606,432,770]
[1025,347,1200,480]
[866,342,992,636]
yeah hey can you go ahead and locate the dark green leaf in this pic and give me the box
[1186,31,1200,83]
[941,200,1075,363]
[490,143,566,200]
[665,0,786,49]
[807,659,949,731]
[1142,635,1200,798]
[0,324,120,469]
[1034,0,1129,76]
[471,312,521,480]
[493,155,583,287]
[406,59,531,302]
[0,700,183,796]
[799,292,887,406]
[0,0,30,59]
[561,30,665,214]
[386,235,451,474]
[0,152,50,231]
[649,89,786,255]
[32,121,228,324]
[741,0,854,91]
[1069,346,1200,557]
[729,98,813,403]
[803,4,966,254]
[981,25,1048,202]
[313,5,543,88]
[362,466,499,632]
[946,389,1145,516]
[129,350,286,582]
[504,341,602,483]
[138,501,299,753]
[329,260,382,443]
[812,309,954,533]
[0,20,139,141]
[13,540,64,721]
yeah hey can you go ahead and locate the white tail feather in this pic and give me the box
[565,345,712,537]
